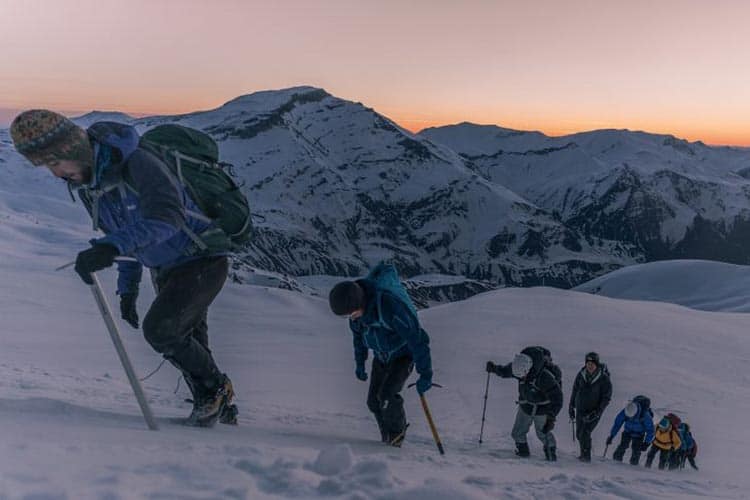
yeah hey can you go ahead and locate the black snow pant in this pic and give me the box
[612,432,645,465]
[143,256,229,393]
[575,413,600,459]
[366,354,414,441]
[645,444,672,469]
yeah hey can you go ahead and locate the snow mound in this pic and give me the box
[574,259,750,312]
[311,444,354,476]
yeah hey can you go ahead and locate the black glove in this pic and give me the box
[606,435,613,445]
[642,440,651,451]
[119,293,139,329]
[74,244,118,285]
[486,361,497,373]
[568,407,575,420]
[542,415,555,434]
[355,365,368,381]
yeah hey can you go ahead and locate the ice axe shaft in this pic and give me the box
[419,394,445,455]
[408,382,445,455]
[90,272,158,431]
[409,383,445,455]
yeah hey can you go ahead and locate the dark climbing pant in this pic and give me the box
[646,444,672,470]
[576,413,601,458]
[367,355,414,439]
[612,432,645,465]
[143,256,228,391]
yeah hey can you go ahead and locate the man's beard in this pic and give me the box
[62,163,93,186]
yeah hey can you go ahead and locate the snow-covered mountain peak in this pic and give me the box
[4,87,750,297]
[218,85,330,113]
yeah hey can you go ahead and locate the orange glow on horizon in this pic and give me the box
[389,115,750,148]
[2,1,750,147]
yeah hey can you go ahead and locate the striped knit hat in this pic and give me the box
[10,109,88,166]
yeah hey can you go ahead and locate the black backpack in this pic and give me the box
[139,124,252,252]
[633,395,653,419]
[523,346,562,391]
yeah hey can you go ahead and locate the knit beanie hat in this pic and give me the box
[585,352,600,366]
[10,109,89,166]
[329,281,366,316]
[658,417,671,431]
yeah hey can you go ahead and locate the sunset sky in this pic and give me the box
[2,0,749,145]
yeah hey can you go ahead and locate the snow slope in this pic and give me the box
[1,183,749,499]
[575,259,750,313]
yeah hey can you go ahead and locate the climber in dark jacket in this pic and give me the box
[329,263,433,447]
[10,110,235,427]
[487,346,563,461]
[569,352,613,462]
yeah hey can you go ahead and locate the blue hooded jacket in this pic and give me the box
[349,279,432,379]
[609,404,655,443]
[79,122,221,295]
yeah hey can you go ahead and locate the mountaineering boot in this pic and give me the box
[182,372,238,425]
[515,442,530,458]
[219,403,239,425]
[387,423,410,447]
[185,374,234,427]
[544,446,557,462]
[578,447,591,462]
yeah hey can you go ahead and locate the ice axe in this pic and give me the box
[57,259,158,431]
[408,382,445,455]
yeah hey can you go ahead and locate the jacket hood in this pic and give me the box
[355,279,377,321]
[86,122,140,188]
[87,122,140,164]
[522,347,545,379]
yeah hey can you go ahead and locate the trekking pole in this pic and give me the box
[89,272,158,431]
[479,372,490,444]
[409,382,445,455]
[602,442,609,458]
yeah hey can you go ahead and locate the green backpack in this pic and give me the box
[139,124,252,253]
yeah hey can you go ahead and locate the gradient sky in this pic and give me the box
[2,0,749,145]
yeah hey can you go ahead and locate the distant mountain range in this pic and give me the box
[3,86,750,302]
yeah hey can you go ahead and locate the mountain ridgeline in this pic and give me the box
[4,87,750,301]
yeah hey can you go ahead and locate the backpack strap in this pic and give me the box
[139,147,217,252]
[84,183,120,231]
[531,367,560,393]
